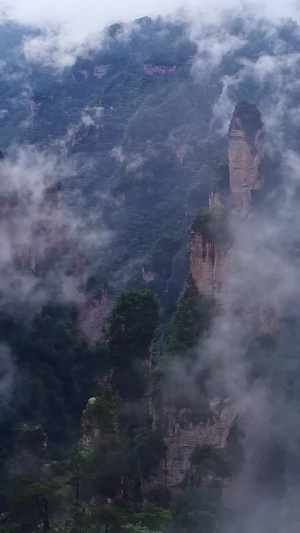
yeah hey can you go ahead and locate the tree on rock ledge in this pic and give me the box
[108,289,160,401]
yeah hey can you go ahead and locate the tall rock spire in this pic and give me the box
[146,102,267,501]
[189,101,264,302]
[228,101,264,214]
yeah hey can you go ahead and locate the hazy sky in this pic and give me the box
[2,0,299,26]
[0,0,300,65]
[1,0,300,38]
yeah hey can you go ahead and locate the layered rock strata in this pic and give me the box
[145,399,236,494]
[228,114,264,215]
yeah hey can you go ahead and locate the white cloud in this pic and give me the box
[1,0,300,66]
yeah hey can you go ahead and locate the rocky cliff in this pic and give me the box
[78,287,110,343]
[190,101,264,299]
[148,102,266,500]
[144,399,236,496]
[152,102,290,533]
[189,221,225,298]
[228,102,264,215]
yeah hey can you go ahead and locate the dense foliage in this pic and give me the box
[166,276,215,355]
[108,288,160,400]
[191,208,230,247]
[0,291,168,532]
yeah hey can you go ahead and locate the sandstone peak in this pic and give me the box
[229,101,264,214]
[188,103,265,300]
[230,101,263,145]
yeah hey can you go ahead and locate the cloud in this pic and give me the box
[0,145,112,312]
[208,26,300,144]
[1,0,300,66]
[163,141,300,528]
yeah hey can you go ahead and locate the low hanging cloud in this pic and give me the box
[0,146,112,312]
[163,129,300,531]
[1,0,300,66]
[211,46,300,148]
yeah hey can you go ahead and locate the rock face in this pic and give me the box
[156,102,288,533]
[80,397,102,449]
[150,103,265,499]
[189,102,264,300]
[78,287,110,343]
[143,64,176,75]
[93,65,110,78]
[142,267,156,283]
[189,232,225,298]
[228,102,264,215]
[176,143,192,163]
[146,399,236,494]
[209,190,225,210]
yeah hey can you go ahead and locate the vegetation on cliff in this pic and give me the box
[231,101,263,152]
[108,288,159,400]
[0,289,169,532]
[190,444,236,479]
[166,275,215,355]
[191,208,230,248]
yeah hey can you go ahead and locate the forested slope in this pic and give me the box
[1,12,300,533]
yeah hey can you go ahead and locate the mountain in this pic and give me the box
[1,11,300,533]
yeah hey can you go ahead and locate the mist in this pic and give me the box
[163,104,300,533]
[0,0,300,66]
[2,0,300,530]
[0,145,111,314]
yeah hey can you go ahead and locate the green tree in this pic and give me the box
[84,504,130,533]
[84,389,122,432]
[166,276,215,355]
[123,525,161,533]
[108,289,160,400]
[87,434,130,499]
[8,425,62,532]
[134,424,166,479]
[172,488,220,533]
[135,502,171,530]
[56,448,93,532]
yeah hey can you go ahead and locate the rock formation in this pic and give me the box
[144,399,236,495]
[146,102,267,501]
[143,64,176,75]
[78,287,110,343]
[94,65,110,78]
[228,102,264,215]
[80,397,102,449]
[189,223,225,298]
[189,101,264,300]
[152,102,289,533]
[142,267,156,283]
[30,100,42,119]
